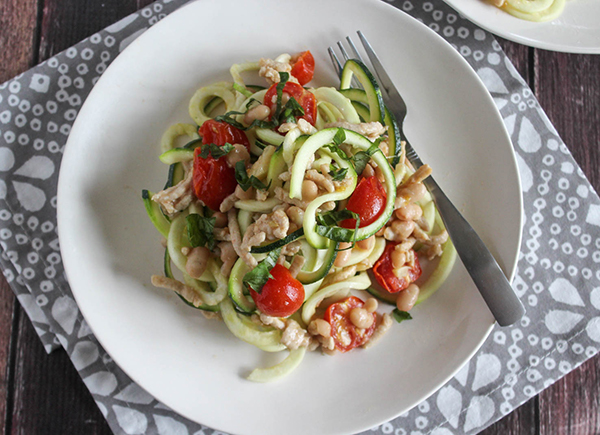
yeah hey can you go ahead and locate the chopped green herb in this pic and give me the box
[234,161,270,191]
[186,214,216,250]
[392,309,412,323]
[333,128,346,146]
[315,209,360,244]
[328,166,348,182]
[352,139,382,175]
[243,247,282,293]
[198,142,234,159]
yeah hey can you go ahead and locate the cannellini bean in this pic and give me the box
[364,297,378,313]
[396,283,419,311]
[185,246,210,279]
[286,206,304,226]
[390,220,415,240]
[213,211,228,228]
[308,318,331,338]
[391,249,407,269]
[395,203,423,221]
[225,144,250,167]
[349,307,375,329]
[243,104,270,125]
[334,242,353,268]
[356,235,375,251]
[301,179,319,201]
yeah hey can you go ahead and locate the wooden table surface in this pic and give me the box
[1,1,599,434]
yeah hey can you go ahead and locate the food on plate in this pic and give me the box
[489,0,566,21]
[142,50,456,382]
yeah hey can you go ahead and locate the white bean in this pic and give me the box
[301,179,319,201]
[396,283,419,312]
[349,307,374,329]
[243,104,270,125]
[333,242,353,268]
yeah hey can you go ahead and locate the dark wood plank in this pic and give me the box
[0,280,17,433]
[0,0,39,81]
[538,357,600,435]
[481,397,538,435]
[39,0,154,59]
[534,49,600,435]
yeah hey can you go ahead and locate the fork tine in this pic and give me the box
[336,41,351,63]
[345,36,364,64]
[356,31,389,98]
[327,47,343,80]
[357,31,391,98]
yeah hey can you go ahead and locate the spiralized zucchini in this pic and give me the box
[144,50,457,383]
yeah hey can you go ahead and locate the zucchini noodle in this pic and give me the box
[143,50,457,382]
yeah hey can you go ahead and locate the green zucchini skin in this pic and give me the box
[250,228,305,254]
[142,189,170,238]
[296,241,338,285]
[228,258,256,314]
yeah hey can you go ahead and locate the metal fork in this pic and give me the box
[329,32,524,327]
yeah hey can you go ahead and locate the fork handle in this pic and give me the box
[422,176,525,327]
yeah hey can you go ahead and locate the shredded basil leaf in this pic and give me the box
[352,139,383,175]
[234,161,270,191]
[328,166,348,181]
[315,209,361,244]
[333,128,346,146]
[243,247,282,293]
[392,309,412,323]
[186,214,216,250]
[198,142,234,159]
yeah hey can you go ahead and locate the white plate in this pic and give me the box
[57,0,523,434]
[443,0,600,53]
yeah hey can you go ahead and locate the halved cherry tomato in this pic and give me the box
[290,51,315,86]
[249,264,305,318]
[373,242,422,294]
[192,120,250,211]
[263,82,317,126]
[324,296,376,352]
[341,176,387,229]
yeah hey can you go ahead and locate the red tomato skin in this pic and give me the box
[373,243,422,294]
[263,82,317,126]
[341,176,387,229]
[324,296,376,352]
[192,120,249,211]
[290,51,315,86]
[249,264,305,318]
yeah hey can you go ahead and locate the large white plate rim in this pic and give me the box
[57,0,523,434]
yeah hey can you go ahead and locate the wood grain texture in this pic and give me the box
[0,280,17,433]
[534,49,600,435]
[0,0,39,81]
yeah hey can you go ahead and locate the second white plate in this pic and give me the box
[443,0,600,53]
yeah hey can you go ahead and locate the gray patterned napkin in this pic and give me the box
[1,0,599,433]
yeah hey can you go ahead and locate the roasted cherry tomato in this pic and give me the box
[324,296,376,352]
[192,120,249,211]
[341,176,387,229]
[373,242,422,294]
[263,82,317,126]
[249,264,305,318]
[290,51,315,86]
